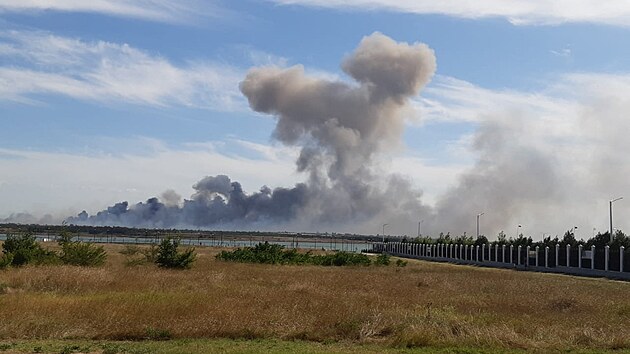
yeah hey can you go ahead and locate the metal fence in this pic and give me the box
[0,233,370,253]
[370,242,630,280]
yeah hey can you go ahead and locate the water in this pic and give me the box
[0,234,371,253]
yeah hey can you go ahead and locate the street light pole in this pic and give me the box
[417,220,424,238]
[382,223,388,243]
[476,212,484,239]
[516,224,522,239]
[610,197,623,244]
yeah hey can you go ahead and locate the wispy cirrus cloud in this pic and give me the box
[272,0,630,27]
[0,0,224,23]
[0,30,245,110]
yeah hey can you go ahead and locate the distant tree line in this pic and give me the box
[391,230,630,250]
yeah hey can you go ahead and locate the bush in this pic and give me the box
[2,233,40,266]
[2,233,58,266]
[155,237,196,269]
[374,253,391,266]
[60,241,107,267]
[312,252,372,266]
[396,259,408,267]
[0,253,13,269]
[217,242,372,267]
[216,242,312,265]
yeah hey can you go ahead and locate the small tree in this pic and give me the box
[2,233,57,266]
[54,230,106,267]
[60,241,107,267]
[155,237,196,269]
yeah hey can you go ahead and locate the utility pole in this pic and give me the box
[382,223,388,243]
[476,212,484,239]
[417,220,424,238]
[610,197,623,244]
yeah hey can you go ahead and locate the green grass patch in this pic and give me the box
[3,339,623,354]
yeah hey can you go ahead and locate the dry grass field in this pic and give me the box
[1,243,630,353]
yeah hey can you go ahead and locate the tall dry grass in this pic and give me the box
[0,244,629,350]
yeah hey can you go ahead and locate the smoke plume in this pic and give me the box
[68,33,437,233]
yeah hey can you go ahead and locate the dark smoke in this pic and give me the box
[68,32,437,233]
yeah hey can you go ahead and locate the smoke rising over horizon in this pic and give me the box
[54,33,630,239]
[66,33,438,234]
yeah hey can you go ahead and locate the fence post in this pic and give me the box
[476,245,479,261]
[502,244,506,262]
[495,244,498,262]
[517,245,522,265]
[510,245,514,264]
[591,245,596,270]
[605,245,609,271]
[451,244,454,259]
[578,245,583,268]
[481,244,485,262]
[463,245,467,260]
[535,246,540,267]
[566,244,571,267]
[545,246,549,268]
[621,246,625,273]
[526,246,531,266]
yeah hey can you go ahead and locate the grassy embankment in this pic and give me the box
[1,243,630,353]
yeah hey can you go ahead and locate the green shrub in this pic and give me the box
[312,252,372,266]
[60,241,107,267]
[0,253,13,269]
[2,233,41,266]
[374,253,391,266]
[2,233,59,266]
[217,243,372,267]
[396,259,408,267]
[216,242,312,265]
[155,237,196,269]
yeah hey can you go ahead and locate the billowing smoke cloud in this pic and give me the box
[68,33,437,233]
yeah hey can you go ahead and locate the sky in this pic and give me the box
[2,0,630,239]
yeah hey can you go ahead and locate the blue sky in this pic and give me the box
[3,1,630,238]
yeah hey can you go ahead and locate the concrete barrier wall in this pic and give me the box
[369,242,630,281]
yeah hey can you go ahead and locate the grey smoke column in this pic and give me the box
[240,32,436,182]
[68,33,436,231]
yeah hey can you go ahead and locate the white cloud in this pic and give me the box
[0,0,222,23]
[273,0,630,26]
[0,30,245,110]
